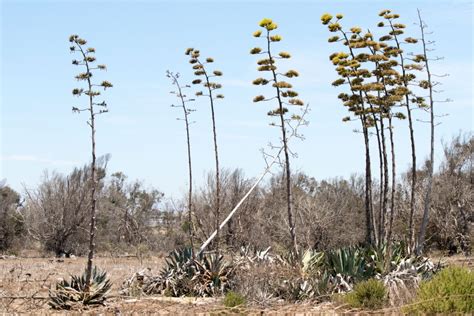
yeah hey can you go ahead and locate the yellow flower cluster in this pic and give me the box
[259,18,278,31]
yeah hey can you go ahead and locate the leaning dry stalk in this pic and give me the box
[167,71,196,253]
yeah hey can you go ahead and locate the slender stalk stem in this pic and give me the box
[388,20,418,253]
[417,9,435,255]
[76,42,97,287]
[171,73,194,254]
[195,57,221,254]
[266,29,298,255]
[339,29,375,246]
[385,115,396,250]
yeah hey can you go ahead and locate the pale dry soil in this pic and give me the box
[0,254,472,315]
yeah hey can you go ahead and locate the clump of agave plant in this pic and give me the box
[49,267,112,310]
[381,256,441,306]
[122,243,441,305]
[270,242,441,300]
[136,248,235,297]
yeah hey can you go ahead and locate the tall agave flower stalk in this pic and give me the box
[69,34,112,287]
[185,48,224,253]
[167,71,196,253]
[251,18,305,255]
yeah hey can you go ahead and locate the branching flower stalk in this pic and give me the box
[352,30,389,247]
[185,48,224,253]
[355,20,402,256]
[354,31,390,247]
[167,71,196,254]
[416,9,436,255]
[374,10,431,255]
[361,33,403,251]
[251,18,305,255]
[69,34,112,287]
[322,14,377,246]
[364,20,402,250]
[377,10,427,253]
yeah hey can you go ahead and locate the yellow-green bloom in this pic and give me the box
[253,30,262,37]
[286,90,298,97]
[328,23,341,32]
[85,56,96,63]
[413,54,426,62]
[332,78,346,86]
[321,13,333,25]
[270,35,282,42]
[273,81,292,89]
[285,70,299,78]
[253,95,265,102]
[259,18,272,27]
[288,98,304,106]
[257,58,274,65]
[350,27,362,34]
[69,34,78,42]
[100,81,113,89]
[253,78,269,85]
[266,22,278,31]
[250,47,262,54]
[258,65,277,71]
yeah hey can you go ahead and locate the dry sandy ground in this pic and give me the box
[1,254,472,314]
[0,256,160,313]
[0,256,340,315]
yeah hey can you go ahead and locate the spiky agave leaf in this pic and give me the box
[192,254,234,296]
[139,248,236,298]
[48,266,112,309]
[301,249,325,274]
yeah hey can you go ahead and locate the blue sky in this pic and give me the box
[1,0,472,198]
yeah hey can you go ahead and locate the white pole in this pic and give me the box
[196,148,283,256]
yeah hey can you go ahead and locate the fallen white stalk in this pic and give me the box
[197,147,284,257]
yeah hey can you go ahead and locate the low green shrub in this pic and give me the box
[345,279,387,310]
[405,266,474,313]
[223,291,246,307]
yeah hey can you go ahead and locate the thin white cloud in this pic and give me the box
[1,155,79,166]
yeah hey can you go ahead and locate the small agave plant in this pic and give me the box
[192,254,234,296]
[142,248,194,296]
[141,248,235,297]
[49,266,112,310]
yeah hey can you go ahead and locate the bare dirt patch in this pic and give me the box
[0,255,342,314]
[1,254,472,314]
[0,256,162,313]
